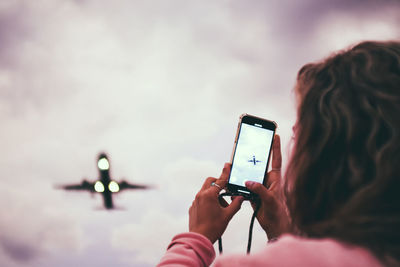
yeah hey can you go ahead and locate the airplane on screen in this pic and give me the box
[57,153,151,209]
[248,155,262,165]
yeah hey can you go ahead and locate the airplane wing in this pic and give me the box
[118,180,151,191]
[57,180,95,192]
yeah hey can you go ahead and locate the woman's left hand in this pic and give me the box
[189,163,244,243]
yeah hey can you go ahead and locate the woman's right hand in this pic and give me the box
[245,135,290,240]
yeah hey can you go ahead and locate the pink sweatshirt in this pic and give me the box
[157,232,383,267]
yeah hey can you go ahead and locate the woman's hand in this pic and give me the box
[245,135,290,240]
[189,163,244,244]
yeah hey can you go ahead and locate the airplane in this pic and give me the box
[248,155,261,165]
[57,153,151,209]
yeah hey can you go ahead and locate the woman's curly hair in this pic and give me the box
[285,41,400,265]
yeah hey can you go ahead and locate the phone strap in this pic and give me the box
[217,194,260,254]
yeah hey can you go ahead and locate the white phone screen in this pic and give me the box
[229,123,274,187]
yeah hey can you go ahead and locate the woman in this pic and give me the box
[157,41,400,267]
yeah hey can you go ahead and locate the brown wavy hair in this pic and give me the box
[285,41,400,265]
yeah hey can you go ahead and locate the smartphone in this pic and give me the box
[227,114,277,199]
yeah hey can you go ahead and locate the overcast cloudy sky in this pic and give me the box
[1,0,399,266]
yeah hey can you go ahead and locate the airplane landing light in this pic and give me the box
[109,181,120,193]
[98,158,110,170]
[94,181,105,192]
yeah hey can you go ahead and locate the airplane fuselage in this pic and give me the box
[99,169,114,209]
[249,156,261,165]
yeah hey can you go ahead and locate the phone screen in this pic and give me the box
[229,122,274,188]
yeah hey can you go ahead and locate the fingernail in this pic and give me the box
[245,181,255,188]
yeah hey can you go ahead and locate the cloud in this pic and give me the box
[312,6,400,55]
[161,158,221,200]
[0,237,40,263]
[111,210,187,266]
[0,1,84,116]
[0,1,34,68]
[0,186,86,266]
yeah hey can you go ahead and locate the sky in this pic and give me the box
[0,0,399,266]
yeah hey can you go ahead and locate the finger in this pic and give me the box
[268,180,279,191]
[266,135,282,187]
[219,196,229,208]
[266,171,280,189]
[231,196,239,202]
[217,163,231,187]
[200,177,217,191]
[245,181,274,204]
[224,196,244,221]
[209,163,230,194]
[250,200,257,211]
[271,134,282,170]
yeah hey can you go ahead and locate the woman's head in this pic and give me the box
[285,41,400,262]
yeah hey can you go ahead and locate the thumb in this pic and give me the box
[224,196,244,220]
[245,181,273,203]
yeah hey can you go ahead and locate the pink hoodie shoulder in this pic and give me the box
[157,232,216,267]
[157,233,383,267]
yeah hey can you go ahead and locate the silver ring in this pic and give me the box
[211,182,222,189]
